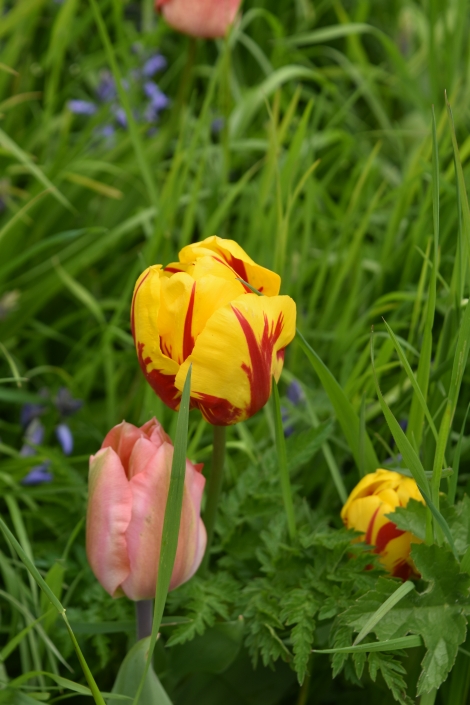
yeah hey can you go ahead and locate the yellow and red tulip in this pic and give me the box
[341,469,424,579]
[86,418,206,600]
[156,0,242,38]
[131,236,296,426]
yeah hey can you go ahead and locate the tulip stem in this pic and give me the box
[135,600,153,641]
[201,425,226,572]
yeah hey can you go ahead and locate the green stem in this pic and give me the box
[135,600,153,641]
[201,425,226,572]
[420,689,437,705]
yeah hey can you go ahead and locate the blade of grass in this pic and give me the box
[313,635,423,654]
[272,378,296,539]
[296,328,379,473]
[448,402,470,504]
[383,319,438,442]
[353,581,415,646]
[407,108,439,449]
[0,128,74,213]
[132,366,192,705]
[0,518,106,704]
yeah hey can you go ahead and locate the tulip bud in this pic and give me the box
[341,469,424,579]
[86,419,206,600]
[132,236,296,426]
[156,0,242,39]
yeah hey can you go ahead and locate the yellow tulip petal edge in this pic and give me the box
[131,236,296,426]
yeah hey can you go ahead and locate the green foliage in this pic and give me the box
[2,0,470,703]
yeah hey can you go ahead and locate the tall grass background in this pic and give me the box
[1,0,470,703]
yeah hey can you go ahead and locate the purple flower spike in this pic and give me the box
[143,54,167,77]
[68,100,97,116]
[281,406,294,438]
[55,423,73,456]
[55,388,82,417]
[20,419,45,457]
[21,403,45,429]
[114,107,127,128]
[96,71,116,102]
[211,117,225,135]
[22,462,53,486]
[287,380,304,406]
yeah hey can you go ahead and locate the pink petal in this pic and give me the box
[101,421,144,476]
[86,448,132,597]
[140,417,172,447]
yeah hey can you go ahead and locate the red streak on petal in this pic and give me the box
[156,0,170,7]
[277,348,285,363]
[193,463,204,473]
[137,342,180,411]
[196,392,242,426]
[374,521,405,554]
[232,307,285,418]
[183,282,196,362]
[212,255,253,293]
[131,270,151,340]
[164,266,183,273]
[365,506,380,546]
[392,561,412,580]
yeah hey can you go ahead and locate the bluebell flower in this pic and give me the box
[96,70,116,102]
[68,100,97,116]
[20,419,45,456]
[55,423,74,456]
[20,402,46,429]
[142,54,167,77]
[55,387,82,417]
[281,406,294,438]
[114,107,127,128]
[22,462,53,486]
[143,82,169,122]
[287,380,304,406]
[211,117,225,135]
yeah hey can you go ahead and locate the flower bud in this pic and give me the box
[86,418,206,600]
[341,469,423,579]
[156,0,242,38]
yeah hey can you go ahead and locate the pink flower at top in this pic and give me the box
[86,418,206,600]
[156,0,242,38]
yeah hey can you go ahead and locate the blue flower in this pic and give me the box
[96,70,116,102]
[68,100,97,116]
[287,380,304,406]
[20,419,45,456]
[142,54,167,77]
[55,423,74,456]
[22,463,53,486]
[143,82,169,122]
[211,117,225,135]
[55,387,82,417]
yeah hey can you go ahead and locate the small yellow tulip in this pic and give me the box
[341,469,424,579]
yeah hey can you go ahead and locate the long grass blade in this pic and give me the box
[132,366,192,705]
[272,378,296,539]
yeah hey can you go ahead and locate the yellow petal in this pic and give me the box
[175,293,296,425]
[131,266,181,410]
[179,235,281,296]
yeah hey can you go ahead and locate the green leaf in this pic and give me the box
[168,619,244,678]
[343,545,470,694]
[108,638,171,705]
[133,366,192,705]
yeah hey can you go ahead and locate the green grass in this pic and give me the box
[2,0,470,703]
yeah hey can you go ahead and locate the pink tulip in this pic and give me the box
[156,0,242,38]
[86,418,206,600]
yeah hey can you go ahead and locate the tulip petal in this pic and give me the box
[140,417,172,447]
[179,236,281,296]
[175,293,296,425]
[86,448,132,597]
[102,421,145,476]
[121,445,207,600]
[158,0,241,39]
[131,266,181,410]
